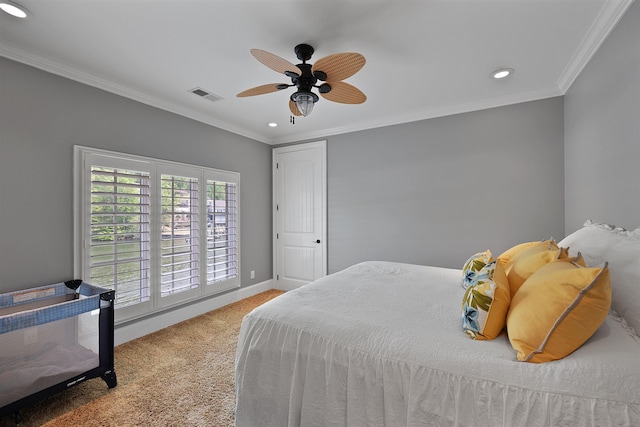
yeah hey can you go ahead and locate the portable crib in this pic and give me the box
[0,280,116,423]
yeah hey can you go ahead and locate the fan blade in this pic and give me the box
[320,81,366,104]
[312,53,365,82]
[289,99,302,116]
[237,84,286,97]
[251,49,302,76]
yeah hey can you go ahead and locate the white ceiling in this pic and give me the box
[0,0,633,145]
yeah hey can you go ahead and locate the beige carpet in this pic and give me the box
[0,290,284,427]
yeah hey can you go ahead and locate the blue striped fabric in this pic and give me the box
[0,282,105,334]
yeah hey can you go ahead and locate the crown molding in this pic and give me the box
[6,39,558,146]
[269,86,563,145]
[0,40,270,144]
[2,0,632,146]
[556,0,634,93]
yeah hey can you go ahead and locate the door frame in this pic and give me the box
[272,140,327,289]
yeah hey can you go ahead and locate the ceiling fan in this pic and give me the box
[237,44,366,117]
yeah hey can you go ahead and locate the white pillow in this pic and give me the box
[559,220,640,335]
[606,233,640,336]
[558,220,628,265]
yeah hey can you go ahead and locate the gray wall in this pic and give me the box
[564,0,640,233]
[326,97,566,273]
[0,57,273,293]
[4,0,635,294]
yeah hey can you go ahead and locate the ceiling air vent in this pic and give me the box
[189,87,224,103]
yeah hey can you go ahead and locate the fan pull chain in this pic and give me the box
[290,115,295,125]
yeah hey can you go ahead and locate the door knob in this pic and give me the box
[314,239,321,244]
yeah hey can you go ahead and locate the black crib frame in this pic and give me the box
[0,280,117,424]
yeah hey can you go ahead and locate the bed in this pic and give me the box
[235,221,640,426]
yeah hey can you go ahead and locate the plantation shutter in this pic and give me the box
[89,165,151,310]
[206,180,238,288]
[160,173,200,299]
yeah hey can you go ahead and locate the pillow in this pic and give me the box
[462,260,510,340]
[506,258,611,363]
[495,241,541,268]
[500,240,568,297]
[602,229,640,336]
[558,220,630,266]
[461,250,493,289]
[559,220,640,335]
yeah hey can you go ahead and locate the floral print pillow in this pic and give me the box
[461,250,493,289]
[462,259,511,340]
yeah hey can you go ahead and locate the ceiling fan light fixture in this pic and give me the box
[292,91,318,117]
[0,1,30,18]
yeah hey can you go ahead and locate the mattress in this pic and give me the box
[235,261,640,426]
[0,342,99,408]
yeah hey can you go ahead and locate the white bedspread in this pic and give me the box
[235,261,640,426]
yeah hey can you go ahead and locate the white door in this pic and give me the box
[273,141,327,291]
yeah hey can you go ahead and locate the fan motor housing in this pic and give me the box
[294,43,314,62]
[291,63,317,92]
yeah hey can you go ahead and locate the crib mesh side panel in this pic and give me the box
[0,284,102,408]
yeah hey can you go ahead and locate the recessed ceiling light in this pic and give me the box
[0,1,30,18]
[491,68,514,79]
[267,122,278,128]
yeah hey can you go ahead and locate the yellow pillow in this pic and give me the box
[506,258,611,363]
[496,240,541,268]
[462,260,510,340]
[501,240,568,297]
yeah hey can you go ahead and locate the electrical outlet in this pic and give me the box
[24,327,38,345]
[250,270,255,279]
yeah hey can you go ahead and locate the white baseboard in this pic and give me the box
[275,282,303,292]
[114,279,274,346]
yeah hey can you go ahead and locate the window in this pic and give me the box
[89,165,151,309]
[75,147,240,323]
[160,172,200,298]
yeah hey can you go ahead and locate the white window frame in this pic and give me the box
[74,146,240,324]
